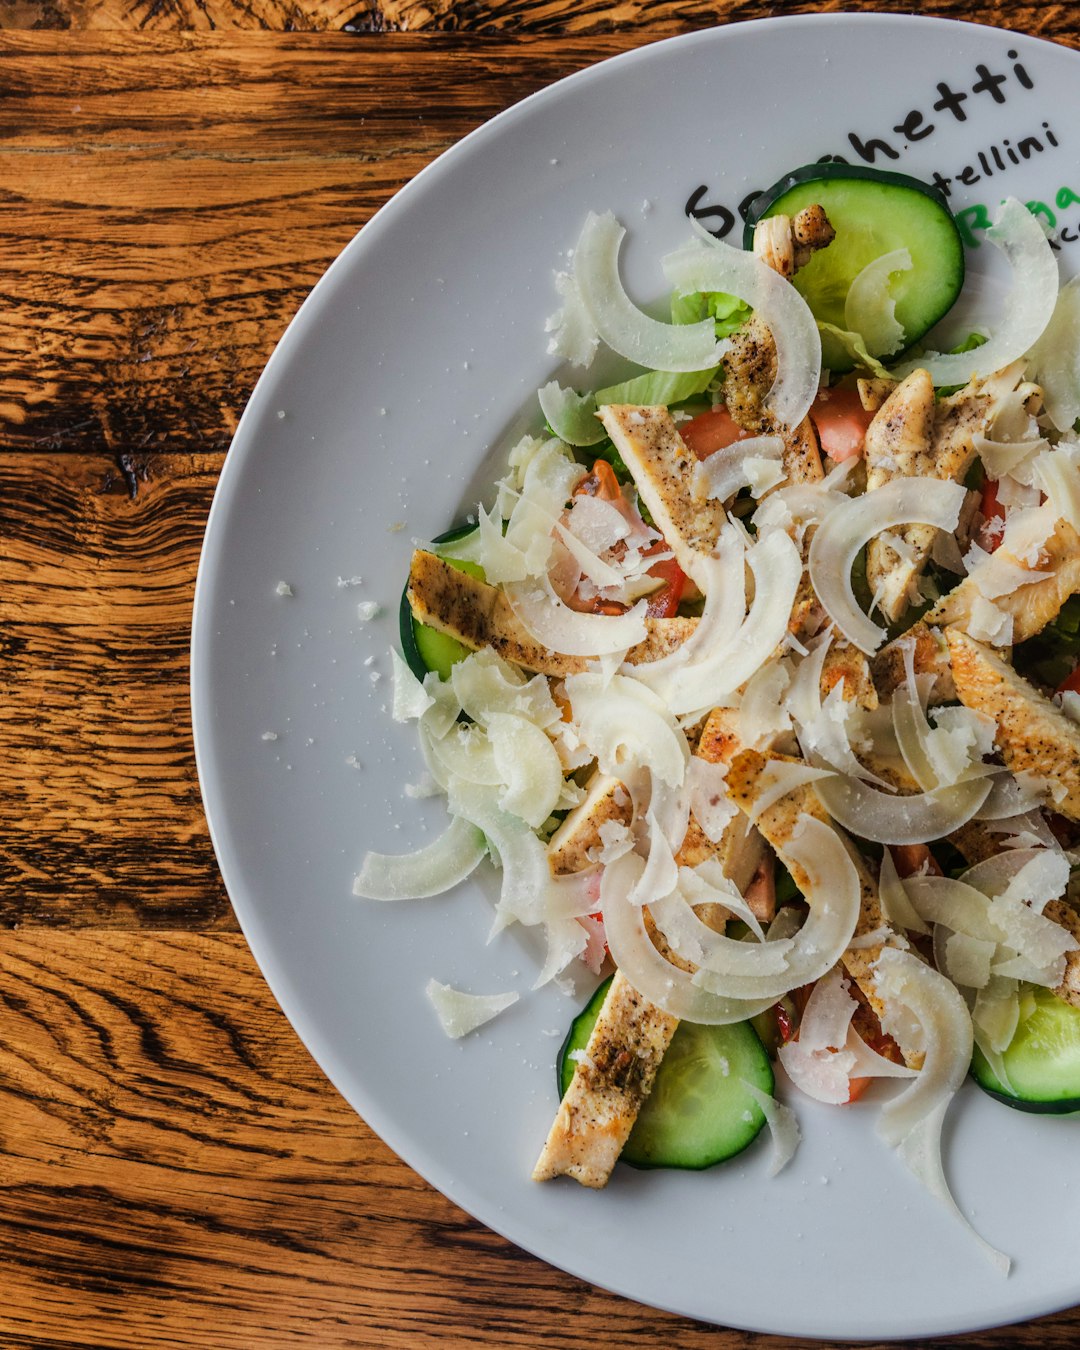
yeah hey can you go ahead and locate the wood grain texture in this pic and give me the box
[0,32,622,458]
[1,0,1079,41]
[1,928,1078,1350]
[0,454,230,927]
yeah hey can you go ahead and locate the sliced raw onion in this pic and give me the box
[567,671,689,788]
[505,573,648,656]
[451,648,561,729]
[353,815,488,901]
[663,234,821,428]
[961,847,1069,905]
[447,779,551,933]
[813,770,991,845]
[573,213,726,372]
[878,849,930,936]
[808,477,967,653]
[425,979,519,1038]
[600,852,777,1024]
[692,815,862,1000]
[891,198,1058,386]
[896,1099,1011,1275]
[739,1080,801,1176]
[844,248,913,357]
[633,528,802,716]
[538,379,606,446]
[874,947,972,1146]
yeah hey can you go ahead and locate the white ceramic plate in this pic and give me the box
[192,16,1080,1339]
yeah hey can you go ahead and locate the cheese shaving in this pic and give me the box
[425,979,519,1038]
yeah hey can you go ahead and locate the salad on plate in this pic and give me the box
[355,163,1080,1272]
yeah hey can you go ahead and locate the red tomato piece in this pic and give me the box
[642,546,687,618]
[977,477,1007,552]
[680,407,749,461]
[811,386,874,462]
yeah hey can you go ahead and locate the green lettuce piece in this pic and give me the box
[543,366,718,448]
[817,322,893,380]
[671,289,752,339]
[594,366,718,406]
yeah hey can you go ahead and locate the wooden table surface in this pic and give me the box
[3,2,1079,1346]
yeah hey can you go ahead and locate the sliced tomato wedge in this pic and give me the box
[680,406,749,460]
[811,385,874,462]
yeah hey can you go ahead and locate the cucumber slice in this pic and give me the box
[744,164,964,373]
[970,985,1080,1115]
[399,525,482,682]
[557,975,775,1169]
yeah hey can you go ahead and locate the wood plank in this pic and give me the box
[0,927,1076,1350]
[0,454,230,927]
[0,0,1075,42]
[0,32,628,457]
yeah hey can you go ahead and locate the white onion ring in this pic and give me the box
[891,198,1058,385]
[808,477,967,653]
[691,815,862,1000]
[505,573,647,656]
[662,233,821,428]
[812,770,991,845]
[353,815,487,900]
[600,852,777,1024]
[573,212,727,372]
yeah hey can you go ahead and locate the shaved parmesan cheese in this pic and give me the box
[425,979,519,1038]
[573,213,727,372]
[567,671,689,787]
[844,247,912,357]
[663,232,822,429]
[1028,273,1080,432]
[891,198,1058,385]
[447,779,551,933]
[488,712,565,828]
[809,478,966,652]
[965,594,1014,647]
[686,757,737,842]
[744,760,834,823]
[737,659,793,751]
[532,917,589,989]
[1033,440,1080,533]
[943,931,996,988]
[545,269,600,368]
[353,816,488,901]
[694,435,785,503]
[391,649,436,722]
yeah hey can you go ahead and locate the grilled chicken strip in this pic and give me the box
[407,550,695,677]
[722,210,832,484]
[1044,899,1080,1010]
[870,620,955,703]
[928,511,1080,646]
[531,964,678,1188]
[599,404,727,585]
[947,628,1080,822]
[535,709,765,1188]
